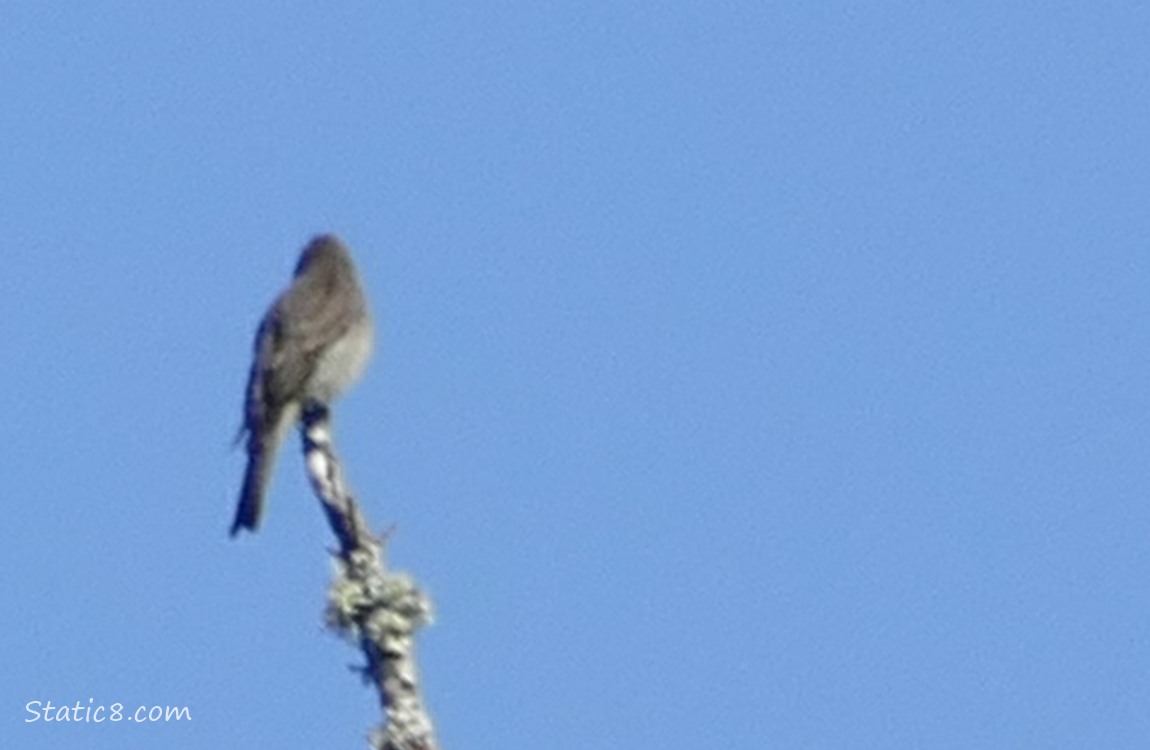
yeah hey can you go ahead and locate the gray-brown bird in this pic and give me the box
[231,234,373,536]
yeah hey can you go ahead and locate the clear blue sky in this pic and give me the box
[3,3,1149,748]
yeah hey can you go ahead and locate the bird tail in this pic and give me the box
[230,442,274,536]
[230,403,296,537]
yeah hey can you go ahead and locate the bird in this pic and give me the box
[230,234,373,536]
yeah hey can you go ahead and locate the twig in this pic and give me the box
[301,404,439,750]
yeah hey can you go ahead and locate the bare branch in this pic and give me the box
[301,404,439,750]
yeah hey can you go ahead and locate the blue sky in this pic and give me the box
[3,3,1150,748]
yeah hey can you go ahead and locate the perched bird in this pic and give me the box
[231,234,373,536]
